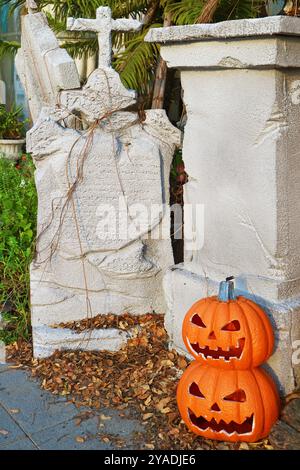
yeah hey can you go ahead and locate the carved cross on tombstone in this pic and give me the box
[67,6,143,68]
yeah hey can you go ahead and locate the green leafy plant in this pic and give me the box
[0,0,273,102]
[0,154,37,343]
[0,104,27,139]
[0,38,20,59]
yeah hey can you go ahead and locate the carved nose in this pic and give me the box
[208,331,216,340]
[211,402,221,412]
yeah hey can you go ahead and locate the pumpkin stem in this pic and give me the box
[218,278,236,302]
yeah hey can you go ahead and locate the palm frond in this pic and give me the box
[161,0,206,25]
[38,0,151,22]
[217,0,266,20]
[114,24,161,94]
[197,0,220,23]
[162,0,267,24]
[0,39,20,58]
[62,38,98,60]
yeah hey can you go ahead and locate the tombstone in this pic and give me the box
[18,5,181,358]
[146,16,300,395]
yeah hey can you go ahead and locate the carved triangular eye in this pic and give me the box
[223,389,246,402]
[221,320,240,331]
[189,382,205,398]
[191,314,206,328]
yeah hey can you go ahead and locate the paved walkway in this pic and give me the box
[0,364,144,450]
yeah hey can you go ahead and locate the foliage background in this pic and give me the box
[0,0,276,343]
[0,155,37,343]
[0,0,271,99]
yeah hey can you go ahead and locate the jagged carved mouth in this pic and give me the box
[189,338,245,361]
[188,409,254,435]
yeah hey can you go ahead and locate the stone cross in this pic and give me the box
[26,0,38,14]
[67,6,143,68]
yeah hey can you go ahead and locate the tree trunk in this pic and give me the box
[144,0,160,25]
[151,1,220,109]
[197,0,220,23]
[151,13,172,110]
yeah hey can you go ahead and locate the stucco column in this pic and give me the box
[0,80,6,104]
[146,16,300,394]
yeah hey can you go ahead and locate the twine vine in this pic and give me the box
[32,66,174,341]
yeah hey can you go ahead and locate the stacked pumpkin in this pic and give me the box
[177,278,280,442]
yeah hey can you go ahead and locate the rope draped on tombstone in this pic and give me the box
[34,7,145,269]
[32,75,153,329]
[33,72,143,328]
[26,6,178,331]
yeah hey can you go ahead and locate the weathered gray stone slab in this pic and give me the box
[28,104,179,332]
[33,326,133,358]
[145,16,300,43]
[145,37,300,70]
[16,10,80,121]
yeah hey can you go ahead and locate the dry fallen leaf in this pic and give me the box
[177,357,188,369]
[145,443,155,450]
[144,396,152,406]
[161,407,172,414]
[156,397,172,412]
[160,360,174,367]
[100,413,112,421]
[75,436,86,443]
[285,391,300,404]
[264,445,274,450]
[143,413,153,420]
[239,442,249,450]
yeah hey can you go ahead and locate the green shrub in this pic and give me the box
[0,154,37,343]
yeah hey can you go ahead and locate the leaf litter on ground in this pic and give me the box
[6,313,273,450]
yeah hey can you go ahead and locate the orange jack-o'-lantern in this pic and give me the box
[182,279,274,369]
[177,362,280,443]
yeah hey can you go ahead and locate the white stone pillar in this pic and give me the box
[146,16,300,394]
[0,80,6,104]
